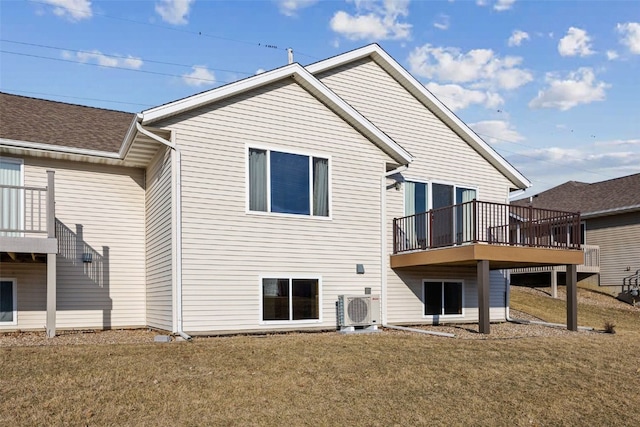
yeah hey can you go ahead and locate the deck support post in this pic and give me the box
[46,170,56,338]
[46,253,56,338]
[566,264,577,331]
[550,267,558,299]
[478,259,490,334]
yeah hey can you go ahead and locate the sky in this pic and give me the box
[1,0,639,196]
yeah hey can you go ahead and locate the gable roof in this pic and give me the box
[306,44,531,190]
[138,62,413,165]
[0,92,131,154]
[512,173,640,217]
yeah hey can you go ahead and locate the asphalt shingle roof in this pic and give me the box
[512,173,640,214]
[0,92,133,153]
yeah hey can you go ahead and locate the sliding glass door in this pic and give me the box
[0,158,22,237]
[405,182,428,249]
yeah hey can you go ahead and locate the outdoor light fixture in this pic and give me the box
[356,264,365,274]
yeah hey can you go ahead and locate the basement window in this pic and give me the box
[0,279,17,324]
[423,280,464,317]
[261,277,320,323]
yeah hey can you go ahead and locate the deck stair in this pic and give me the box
[618,269,640,306]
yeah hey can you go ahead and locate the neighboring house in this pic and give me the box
[0,44,584,337]
[511,174,640,298]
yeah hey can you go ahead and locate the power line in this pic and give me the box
[0,88,153,108]
[1,50,222,84]
[27,0,286,51]
[0,39,254,76]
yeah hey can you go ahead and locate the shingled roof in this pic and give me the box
[0,92,133,153]
[512,173,640,216]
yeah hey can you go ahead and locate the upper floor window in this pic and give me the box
[249,148,329,217]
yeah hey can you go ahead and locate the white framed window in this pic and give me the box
[423,280,464,318]
[260,276,322,323]
[248,147,330,217]
[0,278,17,325]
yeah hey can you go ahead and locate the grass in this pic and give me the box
[2,288,639,426]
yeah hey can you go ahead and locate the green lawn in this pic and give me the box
[2,287,639,426]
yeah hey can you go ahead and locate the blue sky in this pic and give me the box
[1,0,639,195]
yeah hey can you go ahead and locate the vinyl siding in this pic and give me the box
[586,212,640,290]
[317,58,512,324]
[20,157,146,329]
[0,263,46,331]
[156,78,392,333]
[145,147,174,331]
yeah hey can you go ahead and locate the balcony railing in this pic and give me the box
[0,171,55,238]
[510,244,600,274]
[393,200,581,254]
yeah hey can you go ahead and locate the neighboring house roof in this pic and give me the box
[0,92,131,153]
[136,61,413,165]
[306,44,531,190]
[512,173,640,217]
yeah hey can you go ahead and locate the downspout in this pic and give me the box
[135,122,191,341]
[380,164,408,326]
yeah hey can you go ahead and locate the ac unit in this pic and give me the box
[338,294,380,327]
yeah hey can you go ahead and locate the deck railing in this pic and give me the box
[393,200,581,254]
[510,244,600,274]
[0,171,55,238]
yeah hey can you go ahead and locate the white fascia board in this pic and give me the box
[307,44,531,190]
[292,67,412,165]
[140,62,412,165]
[118,113,144,158]
[141,64,301,124]
[0,138,121,159]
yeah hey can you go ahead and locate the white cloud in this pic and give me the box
[63,50,143,69]
[528,68,609,111]
[155,0,194,25]
[469,120,524,143]
[606,50,619,60]
[425,82,503,111]
[558,27,594,57]
[330,0,412,41]
[593,138,640,147]
[255,68,266,75]
[494,0,515,12]
[433,14,449,31]
[407,44,533,91]
[277,0,319,16]
[182,65,215,86]
[508,30,529,47]
[616,22,640,54]
[40,0,92,21]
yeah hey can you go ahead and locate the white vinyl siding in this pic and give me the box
[145,147,174,331]
[317,58,513,325]
[21,157,146,330]
[0,264,45,330]
[586,213,640,289]
[155,78,393,334]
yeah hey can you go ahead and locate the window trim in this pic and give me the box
[403,177,479,213]
[0,278,18,326]
[421,279,465,319]
[245,144,332,220]
[259,274,323,325]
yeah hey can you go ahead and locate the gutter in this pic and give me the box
[380,164,408,326]
[134,121,191,341]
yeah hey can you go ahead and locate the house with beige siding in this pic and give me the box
[0,44,584,337]
[511,174,640,303]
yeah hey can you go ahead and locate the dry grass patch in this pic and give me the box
[2,288,639,426]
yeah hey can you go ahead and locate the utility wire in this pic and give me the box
[0,89,153,108]
[1,50,222,84]
[0,39,254,75]
[27,0,286,51]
